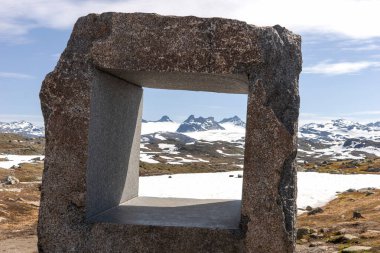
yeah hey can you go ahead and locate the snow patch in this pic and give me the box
[141,122,180,135]
[138,171,380,212]
[158,143,178,154]
[139,153,159,164]
[0,155,44,169]
[216,149,242,157]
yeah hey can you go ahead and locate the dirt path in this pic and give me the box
[0,236,37,253]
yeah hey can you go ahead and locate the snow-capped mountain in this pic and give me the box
[176,115,225,133]
[219,116,246,127]
[142,115,173,123]
[157,115,173,122]
[140,117,380,164]
[299,119,380,142]
[0,121,44,137]
[366,122,380,128]
[3,117,380,162]
[298,119,380,162]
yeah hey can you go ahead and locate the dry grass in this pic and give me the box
[302,158,380,175]
[297,190,380,251]
[0,163,42,240]
[1,156,379,252]
[139,161,241,176]
[0,162,43,182]
[0,133,44,155]
[0,185,40,240]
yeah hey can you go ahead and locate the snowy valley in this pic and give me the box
[1,117,380,167]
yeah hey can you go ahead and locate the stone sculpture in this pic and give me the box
[39,13,301,252]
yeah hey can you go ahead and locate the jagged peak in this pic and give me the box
[157,115,173,122]
[177,115,224,132]
[219,115,246,127]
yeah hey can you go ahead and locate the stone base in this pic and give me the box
[88,197,241,229]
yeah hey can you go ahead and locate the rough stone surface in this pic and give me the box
[38,13,301,253]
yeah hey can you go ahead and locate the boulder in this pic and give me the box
[367,167,380,172]
[353,211,364,219]
[328,234,359,244]
[305,206,313,211]
[360,230,380,239]
[5,176,19,185]
[308,241,324,247]
[309,233,323,239]
[296,227,311,240]
[307,207,324,215]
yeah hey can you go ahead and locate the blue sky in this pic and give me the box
[0,0,380,126]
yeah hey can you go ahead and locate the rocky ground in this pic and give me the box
[0,133,380,252]
[139,131,245,170]
[1,163,380,252]
[296,189,380,252]
[0,163,42,241]
[0,162,41,253]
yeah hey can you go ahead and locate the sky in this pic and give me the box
[0,0,380,126]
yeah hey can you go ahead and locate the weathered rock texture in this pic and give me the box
[38,13,301,253]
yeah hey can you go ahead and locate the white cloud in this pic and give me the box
[371,54,380,59]
[342,44,380,51]
[0,72,34,79]
[299,112,380,125]
[342,111,380,116]
[1,0,380,42]
[299,113,336,125]
[303,61,380,75]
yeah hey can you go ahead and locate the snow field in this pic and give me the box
[0,154,44,169]
[139,171,380,211]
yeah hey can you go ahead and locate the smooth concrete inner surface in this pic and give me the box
[87,70,143,218]
[86,69,247,226]
[102,69,249,94]
[86,69,247,224]
[88,197,241,229]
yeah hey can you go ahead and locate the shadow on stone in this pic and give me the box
[88,197,241,229]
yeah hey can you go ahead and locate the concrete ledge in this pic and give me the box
[103,69,249,94]
[87,197,241,229]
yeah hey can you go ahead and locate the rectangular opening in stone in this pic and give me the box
[86,69,248,229]
[100,68,249,94]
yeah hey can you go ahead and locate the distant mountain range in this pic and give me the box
[0,120,44,138]
[297,119,380,162]
[1,117,380,161]
[142,115,244,132]
[140,115,246,133]
[176,115,225,132]
[219,116,246,127]
[142,115,173,123]
[0,116,245,137]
